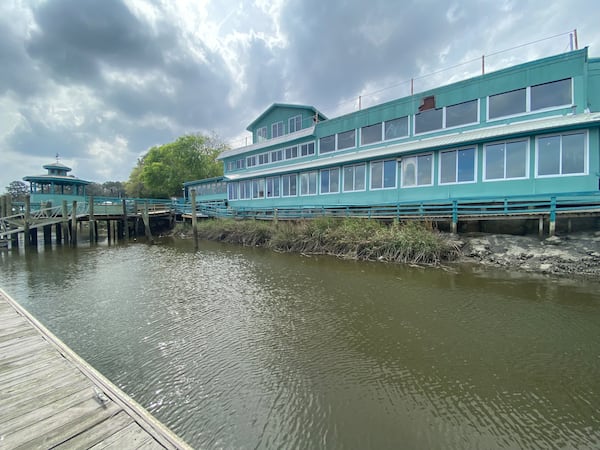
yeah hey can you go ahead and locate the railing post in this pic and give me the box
[122,199,128,241]
[549,196,557,237]
[89,196,96,244]
[24,195,32,247]
[191,189,198,250]
[451,200,458,234]
[70,200,78,246]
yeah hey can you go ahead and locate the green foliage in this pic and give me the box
[193,218,461,265]
[87,181,127,197]
[126,134,226,198]
[5,180,28,201]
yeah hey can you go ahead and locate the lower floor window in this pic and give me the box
[440,147,476,184]
[371,159,396,189]
[484,140,528,180]
[402,154,432,187]
[300,171,317,195]
[320,168,340,194]
[537,132,586,176]
[252,179,265,199]
[239,180,252,199]
[282,174,297,197]
[343,163,366,192]
[227,182,238,200]
[266,176,280,198]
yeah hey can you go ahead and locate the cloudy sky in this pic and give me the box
[1,0,599,191]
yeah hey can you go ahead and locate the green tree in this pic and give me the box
[126,134,226,198]
[5,180,28,201]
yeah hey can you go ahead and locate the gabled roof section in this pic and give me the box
[246,103,327,131]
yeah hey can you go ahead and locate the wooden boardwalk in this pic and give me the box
[0,288,192,449]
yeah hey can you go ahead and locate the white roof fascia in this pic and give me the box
[225,113,600,181]
[219,126,316,160]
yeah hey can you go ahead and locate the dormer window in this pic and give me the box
[272,121,283,138]
[289,115,302,133]
[257,127,267,142]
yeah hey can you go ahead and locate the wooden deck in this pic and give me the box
[0,288,192,449]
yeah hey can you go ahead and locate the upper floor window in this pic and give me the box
[319,130,356,154]
[271,149,283,162]
[536,132,586,177]
[289,115,302,133]
[285,145,298,160]
[258,153,269,165]
[385,116,409,140]
[319,135,336,153]
[257,127,267,142]
[246,155,257,167]
[361,123,383,146]
[415,100,478,134]
[272,121,284,138]
[301,142,315,157]
[488,78,572,120]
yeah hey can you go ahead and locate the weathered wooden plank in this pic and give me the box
[0,347,57,375]
[0,335,48,360]
[0,326,38,344]
[1,385,96,435]
[2,396,121,449]
[88,421,158,450]
[53,410,134,449]
[0,350,64,385]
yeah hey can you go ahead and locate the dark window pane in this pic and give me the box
[337,130,356,149]
[446,100,478,128]
[383,160,396,188]
[415,108,443,133]
[385,117,408,140]
[485,143,505,180]
[457,148,475,182]
[505,141,527,178]
[489,88,526,119]
[538,136,560,175]
[562,133,585,174]
[361,123,382,145]
[531,79,571,111]
[320,135,335,153]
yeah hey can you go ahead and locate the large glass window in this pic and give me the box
[300,171,318,195]
[361,123,382,145]
[337,130,356,150]
[484,140,528,180]
[252,179,265,199]
[227,182,238,200]
[282,174,297,197]
[239,180,252,199]
[440,147,476,184]
[266,176,280,198]
[402,154,433,187]
[371,159,396,189]
[531,79,572,111]
[289,115,302,133]
[385,117,409,140]
[246,155,256,167]
[537,132,586,176]
[272,121,283,138]
[446,100,478,128]
[415,108,443,134]
[488,88,526,119]
[301,142,315,156]
[320,168,340,194]
[320,135,336,153]
[343,163,366,192]
[236,159,245,169]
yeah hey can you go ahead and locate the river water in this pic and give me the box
[1,239,599,449]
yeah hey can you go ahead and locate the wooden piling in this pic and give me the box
[89,196,96,243]
[71,200,78,246]
[24,196,31,247]
[538,216,544,238]
[191,189,198,250]
[62,200,70,245]
[43,224,52,245]
[122,199,129,242]
[55,222,62,244]
[142,202,153,243]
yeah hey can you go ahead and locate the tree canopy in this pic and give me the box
[126,134,226,198]
[5,180,28,201]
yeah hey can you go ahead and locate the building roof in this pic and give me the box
[245,103,327,132]
[224,112,600,181]
[42,162,72,172]
[219,126,316,160]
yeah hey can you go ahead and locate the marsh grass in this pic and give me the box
[193,218,460,264]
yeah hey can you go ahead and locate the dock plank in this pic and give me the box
[0,288,191,450]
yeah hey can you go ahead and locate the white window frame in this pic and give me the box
[246,155,257,167]
[257,127,267,142]
[320,167,340,195]
[282,174,298,197]
[414,100,479,136]
[266,176,280,198]
[360,123,383,146]
[370,159,397,190]
[483,139,529,182]
[384,116,410,141]
[401,154,434,188]
[342,163,366,192]
[252,178,265,199]
[487,78,573,122]
[299,171,318,196]
[258,153,270,165]
[535,131,588,178]
[289,115,302,133]
[438,146,477,185]
[300,142,315,157]
[272,121,284,138]
[271,149,283,162]
[227,182,238,200]
[284,145,298,160]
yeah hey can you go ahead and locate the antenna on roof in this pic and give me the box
[55,153,60,163]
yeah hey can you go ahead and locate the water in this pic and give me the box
[1,239,599,449]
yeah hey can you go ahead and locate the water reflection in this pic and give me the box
[1,239,599,448]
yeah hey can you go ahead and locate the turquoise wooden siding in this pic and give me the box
[217,49,600,209]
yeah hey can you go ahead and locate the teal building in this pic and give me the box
[23,161,90,205]
[218,48,600,211]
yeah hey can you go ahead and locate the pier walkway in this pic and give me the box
[0,288,191,449]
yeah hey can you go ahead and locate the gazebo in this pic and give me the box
[23,161,91,204]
